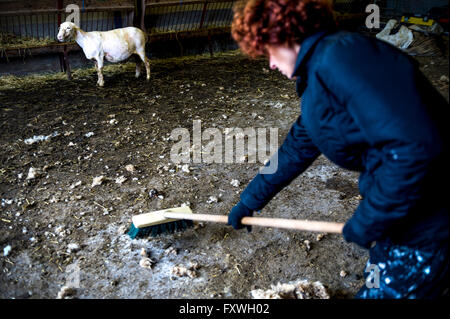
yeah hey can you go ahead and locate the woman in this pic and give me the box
[227,0,449,298]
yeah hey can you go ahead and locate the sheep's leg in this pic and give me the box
[144,57,151,81]
[135,55,142,78]
[95,57,105,87]
[137,49,150,81]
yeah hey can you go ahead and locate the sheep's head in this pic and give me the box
[57,22,77,42]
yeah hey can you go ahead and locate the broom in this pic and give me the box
[127,206,344,239]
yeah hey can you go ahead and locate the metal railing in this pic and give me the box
[0,8,134,42]
[144,0,235,34]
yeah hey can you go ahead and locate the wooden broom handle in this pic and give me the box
[162,212,344,234]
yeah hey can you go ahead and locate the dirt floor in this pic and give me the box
[0,39,448,299]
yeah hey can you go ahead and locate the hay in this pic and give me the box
[405,31,445,57]
[250,279,330,299]
[0,64,130,91]
[0,32,58,50]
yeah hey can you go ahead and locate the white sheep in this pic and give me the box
[57,22,150,87]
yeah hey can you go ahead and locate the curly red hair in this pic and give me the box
[232,0,336,57]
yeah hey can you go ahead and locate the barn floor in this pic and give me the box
[0,46,448,299]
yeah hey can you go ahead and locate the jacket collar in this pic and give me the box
[292,30,331,96]
[292,30,330,77]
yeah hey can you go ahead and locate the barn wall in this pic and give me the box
[6,0,447,76]
[384,0,448,16]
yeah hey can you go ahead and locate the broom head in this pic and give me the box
[127,206,194,239]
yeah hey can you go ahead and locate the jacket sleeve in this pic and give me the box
[240,115,321,211]
[317,38,445,248]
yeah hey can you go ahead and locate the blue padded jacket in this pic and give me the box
[240,30,449,249]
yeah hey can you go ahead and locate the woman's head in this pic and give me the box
[231,0,335,58]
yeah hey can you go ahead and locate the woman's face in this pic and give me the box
[267,44,301,79]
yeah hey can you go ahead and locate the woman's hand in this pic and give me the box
[227,202,254,232]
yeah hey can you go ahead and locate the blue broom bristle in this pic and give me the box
[127,220,194,239]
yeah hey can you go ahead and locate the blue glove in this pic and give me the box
[227,201,254,232]
[342,220,374,249]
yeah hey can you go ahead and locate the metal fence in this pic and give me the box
[0,9,134,41]
[145,0,235,34]
[0,0,237,44]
